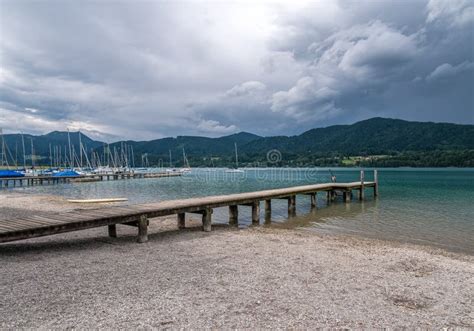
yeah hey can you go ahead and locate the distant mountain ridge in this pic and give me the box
[244,117,474,155]
[2,118,474,167]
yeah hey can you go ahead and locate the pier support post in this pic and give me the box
[374,169,379,198]
[251,201,260,225]
[360,170,365,200]
[177,213,186,229]
[202,207,212,232]
[288,195,296,217]
[264,199,271,224]
[343,190,352,203]
[108,224,117,238]
[310,193,317,209]
[229,205,238,226]
[137,215,148,243]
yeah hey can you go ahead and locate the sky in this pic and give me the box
[0,0,473,141]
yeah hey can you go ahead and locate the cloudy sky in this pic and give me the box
[0,0,473,141]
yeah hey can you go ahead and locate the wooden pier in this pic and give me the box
[0,172,182,188]
[0,170,378,245]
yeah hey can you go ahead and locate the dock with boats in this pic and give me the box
[0,171,182,188]
[0,171,378,244]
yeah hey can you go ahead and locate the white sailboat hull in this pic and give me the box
[225,169,245,173]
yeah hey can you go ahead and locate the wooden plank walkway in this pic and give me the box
[0,171,379,245]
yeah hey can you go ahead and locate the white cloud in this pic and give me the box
[427,0,474,27]
[270,20,419,121]
[225,81,266,98]
[426,61,474,81]
[271,77,340,121]
[0,107,116,141]
[196,119,238,134]
[338,21,418,79]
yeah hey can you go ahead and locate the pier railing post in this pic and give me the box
[137,215,148,243]
[288,195,296,217]
[177,213,186,229]
[360,170,365,201]
[310,193,317,209]
[108,224,117,238]
[343,190,351,203]
[229,205,238,226]
[264,199,271,224]
[202,207,212,232]
[251,201,260,225]
[374,169,379,197]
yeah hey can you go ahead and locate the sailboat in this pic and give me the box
[165,149,180,173]
[225,142,245,173]
[180,148,191,173]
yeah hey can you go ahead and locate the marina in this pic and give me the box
[0,171,181,188]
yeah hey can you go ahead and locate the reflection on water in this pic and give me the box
[8,168,474,254]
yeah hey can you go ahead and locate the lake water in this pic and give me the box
[9,168,474,254]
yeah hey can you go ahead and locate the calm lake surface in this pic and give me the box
[11,168,474,254]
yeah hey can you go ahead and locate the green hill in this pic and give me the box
[2,118,473,167]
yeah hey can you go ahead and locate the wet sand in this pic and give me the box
[0,191,473,328]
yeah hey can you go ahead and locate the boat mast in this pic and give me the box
[15,140,18,167]
[67,128,73,168]
[107,144,110,167]
[80,142,91,169]
[30,138,35,168]
[78,131,83,168]
[169,150,172,168]
[234,142,239,169]
[0,128,6,168]
[49,143,52,168]
[21,133,26,169]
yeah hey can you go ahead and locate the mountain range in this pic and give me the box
[2,118,474,167]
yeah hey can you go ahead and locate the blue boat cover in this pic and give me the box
[52,170,80,177]
[0,170,25,178]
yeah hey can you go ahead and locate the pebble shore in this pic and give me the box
[0,191,472,328]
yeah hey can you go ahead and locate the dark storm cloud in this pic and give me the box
[0,0,472,140]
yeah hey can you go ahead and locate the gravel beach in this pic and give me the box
[0,191,473,328]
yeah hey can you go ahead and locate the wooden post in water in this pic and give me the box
[137,215,148,243]
[177,213,186,229]
[343,190,351,203]
[310,193,317,209]
[108,224,117,238]
[202,207,212,232]
[229,205,238,226]
[264,199,271,224]
[288,195,296,217]
[374,169,379,197]
[360,170,365,201]
[252,201,260,225]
